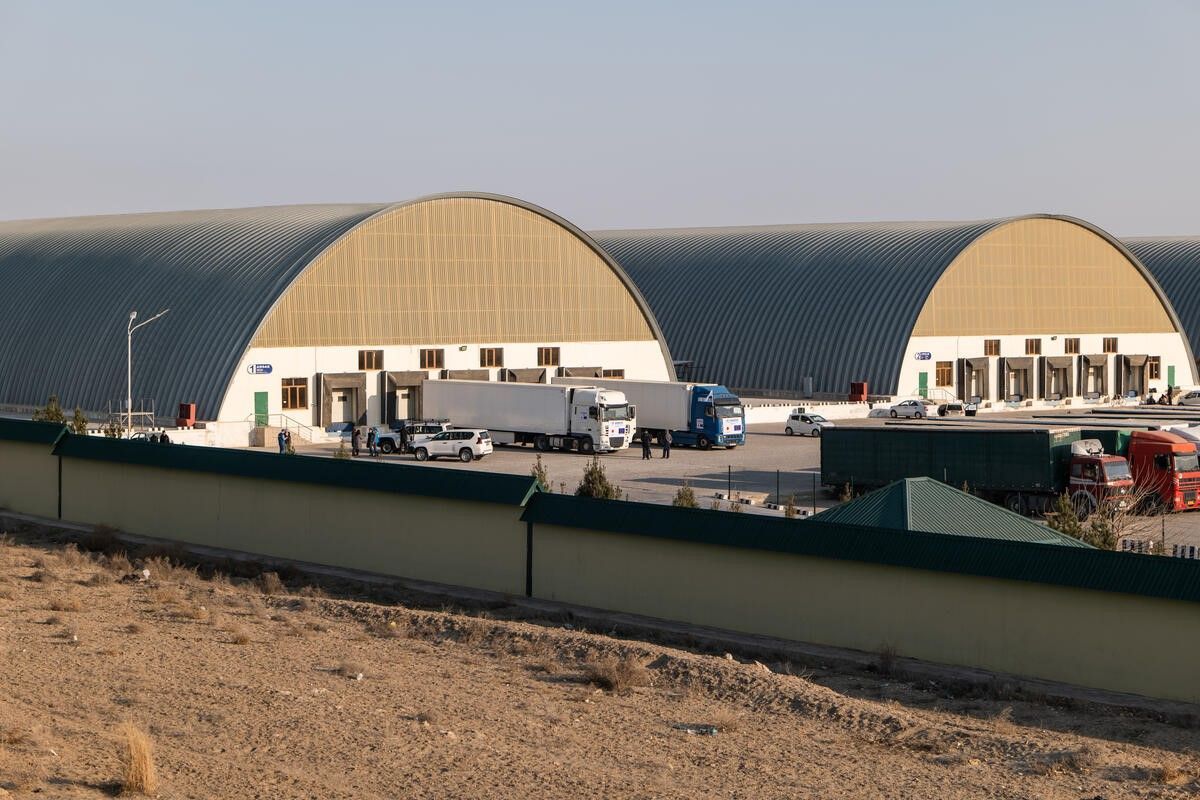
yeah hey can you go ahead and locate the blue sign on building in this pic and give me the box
[247,363,273,375]
[914,352,932,361]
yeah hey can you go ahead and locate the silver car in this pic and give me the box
[888,399,935,419]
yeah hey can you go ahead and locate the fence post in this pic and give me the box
[776,469,780,505]
[812,470,817,515]
[727,465,732,499]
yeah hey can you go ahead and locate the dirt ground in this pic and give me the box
[2,526,1199,799]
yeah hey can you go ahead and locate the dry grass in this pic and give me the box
[710,708,744,733]
[143,556,195,585]
[876,644,897,677]
[125,622,144,634]
[151,586,182,606]
[581,653,650,693]
[48,594,83,612]
[85,571,110,586]
[338,661,366,680]
[225,625,251,645]
[59,544,90,568]
[103,552,133,575]
[258,571,285,595]
[81,524,121,554]
[180,603,210,622]
[523,638,561,675]
[28,568,54,583]
[415,710,439,725]
[116,721,158,795]
[366,619,406,638]
[1030,744,1100,775]
[1154,763,1188,784]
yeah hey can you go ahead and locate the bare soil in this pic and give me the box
[1,525,1199,799]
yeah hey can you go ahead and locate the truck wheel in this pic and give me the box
[580,438,594,454]
[380,440,394,454]
[458,448,473,463]
[1004,494,1023,514]
[535,435,551,451]
[697,436,712,450]
[785,427,794,436]
[414,447,429,462]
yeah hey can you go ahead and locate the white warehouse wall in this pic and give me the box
[217,340,671,426]
[894,332,1196,404]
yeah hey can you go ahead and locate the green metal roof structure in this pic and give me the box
[51,434,541,507]
[521,493,1200,604]
[814,477,1091,547]
[593,215,1184,397]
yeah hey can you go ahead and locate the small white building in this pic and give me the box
[0,193,674,443]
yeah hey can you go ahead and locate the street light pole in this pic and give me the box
[126,309,169,436]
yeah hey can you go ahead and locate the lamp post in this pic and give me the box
[126,309,169,436]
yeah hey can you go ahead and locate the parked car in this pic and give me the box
[888,399,935,419]
[784,412,834,437]
[377,420,452,453]
[1179,390,1200,407]
[937,402,965,417]
[412,429,493,462]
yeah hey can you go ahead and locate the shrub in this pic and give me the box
[333,440,350,460]
[116,721,158,795]
[226,625,251,645]
[1082,513,1117,550]
[258,571,285,595]
[1046,493,1084,540]
[530,454,550,491]
[727,500,744,513]
[582,654,650,693]
[672,482,698,508]
[70,406,89,435]
[575,456,622,499]
[31,394,66,424]
[783,494,798,519]
[338,661,366,680]
[48,595,83,612]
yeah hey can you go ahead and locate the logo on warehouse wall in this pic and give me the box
[246,363,273,375]
[913,352,932,361]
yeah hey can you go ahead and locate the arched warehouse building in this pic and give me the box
[0,193,674,436]
[594,215,1196,403]
[1122,237,1200,382]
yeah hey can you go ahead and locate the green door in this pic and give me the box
[254,392,269,426]
[1168,365,1176,388]
[918,372,928,399]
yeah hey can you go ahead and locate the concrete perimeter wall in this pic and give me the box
[530,523,1200,703]
[0,439,58,519]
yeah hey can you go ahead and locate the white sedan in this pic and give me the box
[785,412,835,437]
[888,399,935,419]
[1178,390,1200,407]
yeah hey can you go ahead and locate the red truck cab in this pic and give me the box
[1067,441,1135,516]
[1126,430,1200,511]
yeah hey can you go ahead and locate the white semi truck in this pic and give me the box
[422,380,635,454]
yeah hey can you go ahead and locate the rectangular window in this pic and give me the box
[601,369,625,379]
[1103,337,1118,353]
[1064,338,1080,354]
[420,348,445,370]
[537,346,560,367]
[1025,338,1042,355]
[1149,356,1161,380]
[935,361,952,387]
[357,349,383,370]
[984,339,1000,356]
[281,378,308,410]
[479,347,504,368]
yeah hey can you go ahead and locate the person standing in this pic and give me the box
[351,427,361,457]
[640,429,652,460]
[398,421,409,454]
[277,429,287,454]
[661,429,672,459]
[367,426,378,457]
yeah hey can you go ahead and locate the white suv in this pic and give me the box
[412,429,493,462]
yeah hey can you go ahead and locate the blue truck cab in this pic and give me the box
[681,385,745,449]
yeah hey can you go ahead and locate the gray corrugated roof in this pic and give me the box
[1123,237,1200,375]
[593,215,1179,397]
[815,477,1091,547]
[0,204,385,419]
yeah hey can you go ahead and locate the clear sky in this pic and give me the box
[1,0,1197,235]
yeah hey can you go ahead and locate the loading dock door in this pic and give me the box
[332,391,353,423]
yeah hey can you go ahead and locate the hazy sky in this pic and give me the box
[2,1,1197,235]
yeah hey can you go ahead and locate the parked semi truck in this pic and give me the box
[821,426,1134,516]
[1081,429,1200,512]
[554,377,745,449]
[422,380,634,454]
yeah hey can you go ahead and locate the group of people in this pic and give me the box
[1144,385,1178,406]
[350,426,382,457]
[639,429,672,460]
[275,428,293,454]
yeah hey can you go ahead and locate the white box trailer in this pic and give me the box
[422,380,634,453]
[553,377,746,449]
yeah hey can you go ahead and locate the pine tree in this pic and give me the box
[672,481,698,508]
[1046,493,1084,541]
[575,456,622,499]
[1082,513,1117,550]
[31,394,67,424]
[70,406,89,435]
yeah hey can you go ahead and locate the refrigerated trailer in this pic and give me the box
[553,377,744,449]
[422,380,634,454]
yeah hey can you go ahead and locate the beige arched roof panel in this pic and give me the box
[251,194,662,348]
[913,217,1177,336]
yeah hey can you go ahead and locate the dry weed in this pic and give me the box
[525,639,561,674]
[415,710,439,725]
[180,603,210,622]
[366,619,406,638]
[116,721,158,795]
[28,568,54,583]
[82,525,121,554]
[104,552,133,575]
[338,661,366,680]
[48,595,83,612]
[0,532,14,547]
[226,625,251,645]
[298,584,327,599]
[258,571,285,594]
[59,545,89,568]
[1154,763,1187,785]
[710,708,744,732]
[1030,744,1100,775]
[151,587,182,606]
[582,654,651,693]
[876,644,898,677]
[125,622,144,635]
[85,572,110,586]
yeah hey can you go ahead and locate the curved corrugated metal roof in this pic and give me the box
[0,193,673,421]
[1123,237,1200,375]
[593,215,1185,397]
[0,203,386,420]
